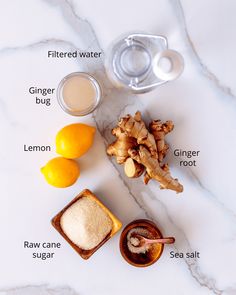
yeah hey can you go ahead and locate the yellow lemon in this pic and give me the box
[41,157,80,188]
[56,123,96,159]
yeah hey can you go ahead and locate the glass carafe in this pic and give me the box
[105,33,184,93]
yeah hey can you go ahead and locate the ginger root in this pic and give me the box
[118,111,158,159]
[129,146,183,193]
[106,127,137,164]
[150,120,174,162]
[124,158,144,178]
[106,111,183,194]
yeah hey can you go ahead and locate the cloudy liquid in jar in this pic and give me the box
[62,75,97,113]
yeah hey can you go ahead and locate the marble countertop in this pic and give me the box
[1,0,236,294]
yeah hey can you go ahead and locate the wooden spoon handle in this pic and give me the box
[146,237,175,245]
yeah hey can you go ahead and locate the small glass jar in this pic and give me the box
[57,72,101,116]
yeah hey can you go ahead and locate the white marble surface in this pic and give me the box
[1,0,236,294]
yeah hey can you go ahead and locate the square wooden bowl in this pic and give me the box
[51,189,122,259]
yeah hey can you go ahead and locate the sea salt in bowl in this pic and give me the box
[120,219,164,267]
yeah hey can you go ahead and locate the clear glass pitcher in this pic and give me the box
[105,33,184,93]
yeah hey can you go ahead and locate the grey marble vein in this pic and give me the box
[168,0,236,223]
[170,0,236,100]
[0,285,78,295]
[167,146,236,223]
[0,38,85,54]
[188,166,236,221]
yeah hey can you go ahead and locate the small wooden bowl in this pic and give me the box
[52,189,122,260]
[120,219,164,267]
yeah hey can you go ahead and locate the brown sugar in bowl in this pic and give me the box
[120,219,165,267]
[51,189,122,260]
